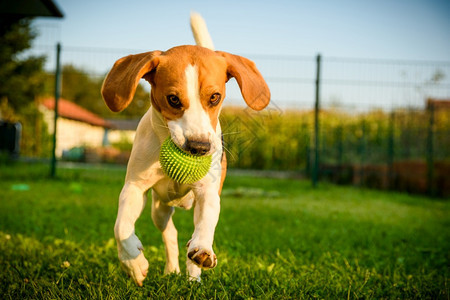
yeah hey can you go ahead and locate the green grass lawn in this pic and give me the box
[0,162,449,299]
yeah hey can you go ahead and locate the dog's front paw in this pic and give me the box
[117,234,149,286]
[187,244,217,269]
[119,251,149,286]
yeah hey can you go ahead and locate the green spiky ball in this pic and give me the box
[159,137,212,184]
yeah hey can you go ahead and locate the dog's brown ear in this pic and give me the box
[101,51,162,112]
[217,51,270,110]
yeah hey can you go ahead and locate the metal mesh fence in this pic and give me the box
[21,38,450,196]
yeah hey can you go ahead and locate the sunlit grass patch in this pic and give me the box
[0,163,448,298]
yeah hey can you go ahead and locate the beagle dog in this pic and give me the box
[101,13,270,285]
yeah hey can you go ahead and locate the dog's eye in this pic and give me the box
[210,93,221,106]
[167,95,182,109]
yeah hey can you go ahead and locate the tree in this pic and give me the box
[60,65,106,115]
[58,64,151,119]
[0,19,46,114]
[0,19,51,157]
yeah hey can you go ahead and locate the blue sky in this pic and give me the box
[31,0,449,110]
[35,0,450,61]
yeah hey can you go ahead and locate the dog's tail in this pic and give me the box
[190,12,215,50]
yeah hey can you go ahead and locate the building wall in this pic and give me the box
[56,118,105,156]
[40,106,105,156]
[107,130,136,145]
[40,105,138,156]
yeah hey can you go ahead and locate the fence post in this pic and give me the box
[312,54,321,187]
[359,119,367,187]
[427,102,435,196]
[337,125,343,166]
[387,111,395,189]
[50,43,62,178]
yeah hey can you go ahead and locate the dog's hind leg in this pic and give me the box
[151,190,180,274]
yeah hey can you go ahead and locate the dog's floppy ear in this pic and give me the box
[101,51,162,112]
[217,51,270,111]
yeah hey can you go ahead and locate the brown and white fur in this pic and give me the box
[101,13,270,286]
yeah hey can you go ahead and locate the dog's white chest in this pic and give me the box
[152,177,193,207]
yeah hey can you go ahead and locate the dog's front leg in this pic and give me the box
[186,187,220,280]
[114,182,149,286]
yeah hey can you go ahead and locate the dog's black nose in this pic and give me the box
[185,139,211,156]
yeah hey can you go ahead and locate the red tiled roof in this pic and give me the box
[427,98,450,110]
[41,98,114,129]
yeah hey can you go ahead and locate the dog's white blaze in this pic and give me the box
[167,64,215,149]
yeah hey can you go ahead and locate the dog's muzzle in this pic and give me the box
[185,139,211,156]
